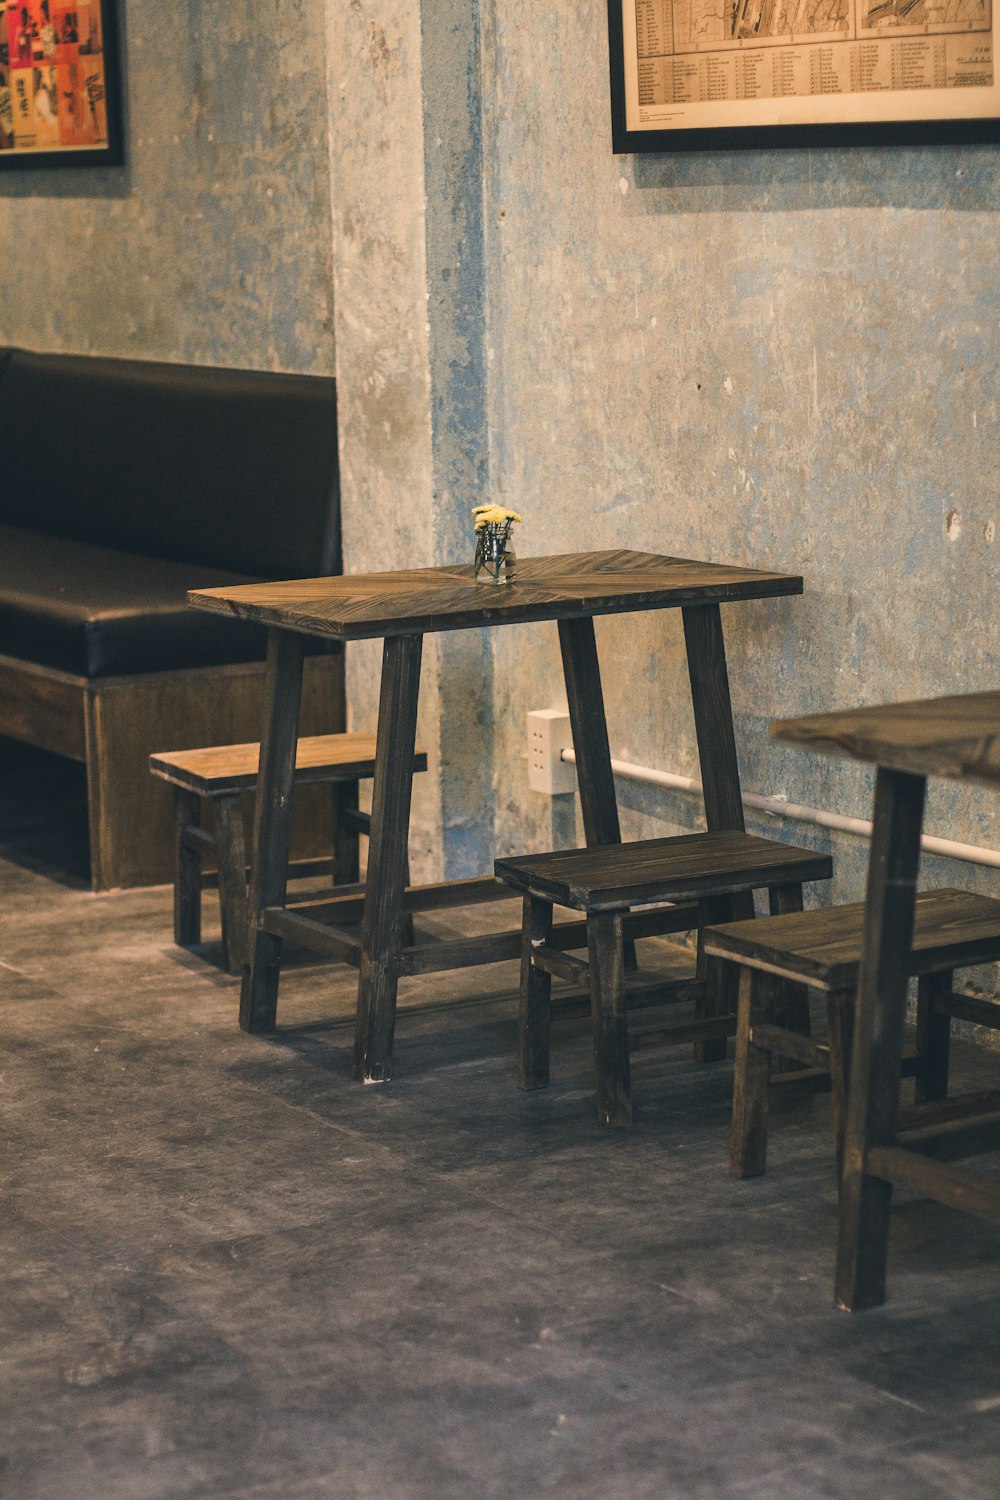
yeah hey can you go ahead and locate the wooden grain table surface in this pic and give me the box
[772,690,1000,787]
[189,549,802,641]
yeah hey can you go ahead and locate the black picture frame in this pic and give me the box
[608,0,1000,152]
[0,0,124,168]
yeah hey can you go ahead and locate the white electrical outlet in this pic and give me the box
[526,709,575,795]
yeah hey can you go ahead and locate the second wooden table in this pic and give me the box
[774,690,1000,1308]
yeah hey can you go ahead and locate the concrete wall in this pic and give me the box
[479,3,1000,925]
[331,0,999,1007]
[0,0,334,373]
[328,0,495,880]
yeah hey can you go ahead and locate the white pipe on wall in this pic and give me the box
[559,749,1000,872]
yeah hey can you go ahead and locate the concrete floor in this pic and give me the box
[3,742,1000,1499]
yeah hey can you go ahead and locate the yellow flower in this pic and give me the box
[472,504,522,529]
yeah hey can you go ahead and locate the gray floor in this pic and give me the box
[3,743,1000,1500]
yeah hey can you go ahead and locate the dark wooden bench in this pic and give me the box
[0,347,343,889]
[150,733,428,972]
[495,831,833,1126]
[702,887,1000,1182]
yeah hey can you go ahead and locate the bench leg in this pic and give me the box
[331,778,361,885]
[769,882,812,1070]
[518,896,553,1090]
[730,967,772,1177]
[827,987,855,1190]
[215,794,249,976]
[915,969,952,1105]
[588,911,632,1126]
[174,789,203,948]
[694,894,734,1064]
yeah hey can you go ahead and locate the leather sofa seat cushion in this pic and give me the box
[0,524,271,678]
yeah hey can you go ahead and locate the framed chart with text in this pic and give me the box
[0,0,123,166]
[608,0,1000,149]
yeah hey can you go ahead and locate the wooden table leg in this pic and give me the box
[353,633,423,1083]
[239,628,305,1033]
[558,617,621,847]
[683,602,750,1058]
[682,602,746,835]
[834,766,926,1311]
[558,617,637,968]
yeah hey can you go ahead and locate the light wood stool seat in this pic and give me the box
[702,887,1000,1181]
[150,733,428,973]
[495,831,833,1126]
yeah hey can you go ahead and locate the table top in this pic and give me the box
[773,691,1000,787]
[188,549,802,642]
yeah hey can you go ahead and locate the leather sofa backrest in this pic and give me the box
[0,349,341,578]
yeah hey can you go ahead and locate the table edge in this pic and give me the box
[188,574,804,641]
[771,720,1000,789]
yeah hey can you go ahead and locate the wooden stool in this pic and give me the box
[702,887,1000,1183]
[494,831,833,1126]
[150,733,428,973]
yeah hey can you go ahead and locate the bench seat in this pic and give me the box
[702,887,1000,1181]
[0,347,343,889]
[0,523,268,677]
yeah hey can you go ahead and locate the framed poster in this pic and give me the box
[0,0,123,166]
[608,0,1000,149]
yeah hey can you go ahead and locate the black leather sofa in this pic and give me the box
[0,348,345,889]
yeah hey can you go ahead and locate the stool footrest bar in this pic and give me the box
[936,992,1000,1028]
[533,946,590,984]
[865,1145,1000,1223]
[182,825,216,856]
[339,807,371,836]
[290,875,510,927]
[630,1011,735,1051]
[261,908,362,967]
[751,1024,829,1072]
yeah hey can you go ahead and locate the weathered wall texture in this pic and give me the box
[0,0,335,374]
[478,3,1000,940]
[332,0,999,944]
[329,0,495,880]
[327,5,999,1040]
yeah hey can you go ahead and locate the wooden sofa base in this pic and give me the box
[0,651,345,891]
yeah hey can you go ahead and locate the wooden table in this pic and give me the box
[774,691,1000,1310]
[190,549,802,1084]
